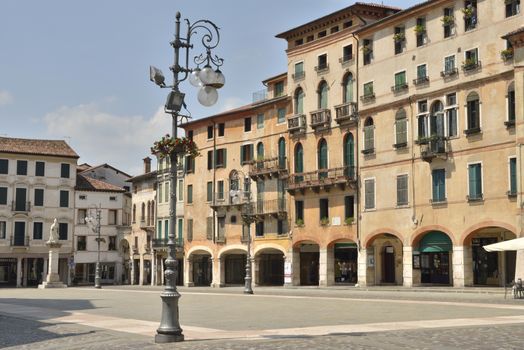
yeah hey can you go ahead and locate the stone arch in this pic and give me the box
[254,243,287,257]
[364,228,406,248]
[218,244,247,259]
[293,237,321,248]
[459,221,517,245]
[187,245,214,259]
[410,225,456,247]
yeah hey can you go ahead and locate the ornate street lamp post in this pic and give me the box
[85,204,102,289]
[149,12,224,344]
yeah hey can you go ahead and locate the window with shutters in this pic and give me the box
[417,100,429,140]
[17,160,27,176]
[244,117,252,132]
[509,157,517,197]
[60,163,70,178]
[319,198,329,222]
[318,81,328,109]
[362,39,372,65]
[35,161,45,176]
[207,125,214,139]
[343,73,354,103]
[432,169,446,203]
[344,196,354,220]
[364,179,375,209]
[206,182,213,202]
[255,221,264,237]
[468,163,482,201]
[415,17,426,47]
[240,144,254,165]
[164,181,169,203]
[34,189,44,207]
[394,109,407,148]
[465,92,480,134]
[277,107,286,124]
[0,187,6,205]
[396,174,408,206]
[207,217,214,240]
[295,200,304,224]
[177,218,183,245]
[443,7,454,38]
[187,219,193,241]
[317,139,328,178]
[218,123,225,137]
[164,220,169,239]
[187,185,193,204]
[393,71,407,92]
[294,61,305,80]
[443,55,456,76]
[217,180,224,200]
[343,133,355,178]
[363,81,374,99]
[77,235,86,250]
[207,150,213,170]
[185,156,194,173]
[507,82,516,126]
[257,113,264,129]
[294,88,304,114]
[215,149,226,168]
[274,81,284,97]
[342,44,353,63]
[0,221,5,239]
[362,117,374,154]
[59,190,69,207]
[58,223,68,240]
[158,183,162,203]
[33,222,43,240]
[108,210,117,225]
[393,27,405,54]
[0,159,8,174]
[445,93,458,137]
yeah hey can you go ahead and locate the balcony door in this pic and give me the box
[14,222,25,246]
[15,188,27,211]
[318,139,328,179]
[278,138,286,169]
[343,133,354,178]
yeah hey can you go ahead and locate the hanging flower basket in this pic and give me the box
[151,134,200,159]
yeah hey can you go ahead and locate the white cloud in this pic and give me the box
[0,90,13,106]
[43,103,171,176]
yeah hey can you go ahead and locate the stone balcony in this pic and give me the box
[419,137,449,162]
[249,156,288,180]
[287,114,307,136]
[310,109,331,132]
[286,166,356,194]
[334,102,357,127]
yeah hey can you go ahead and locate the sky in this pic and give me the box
[0,0,418,176]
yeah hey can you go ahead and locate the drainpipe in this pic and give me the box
[354,34,361,251]
[212,120,217,244]
[408,96,417,228]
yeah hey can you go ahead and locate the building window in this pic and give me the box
[108,236,116,251]
[343,73,354,103]
[78,209,87,224]
[79,195,86,200]
[17,160,27,176]
[394,27,405,54]
[257,113,264,129]
[35,161,45,176]
[157,220,162,238]
[109,196,116,201]
[506,0,520,17]
[393,71,407,92]
[318,81,328,109]
[445,93,458,137]
[60,163,70,178]
[185,156,194,174]
[509,157,517,196]
[187,130,193,141]
[34,188,44,207]
[306,35,314,43]
[294,88,304,114]
[344,195,354,220]
[187,184,193,204]
[59,190,69,208]
[432,169,446,203]
[177,218,183,244]
[397,175,408,206]
[277,219,286,235]
[417,100,429,140]
[466,92,480,133]
[363,82,374,99]
[187,219,193,241]
[215,149,226,168]
[443,7,454,38]
[294,62,305,80]
[58,223,68,240]
[416,64,428,84]
[330,26,339,34]
[0,221,6,239]
[463,48,479,70]
[158,183,162,203]
[164,181,169,203]
[217,180,224,200]
[362,39,372,65]
[108,210,117,225]
[415,17,426,47]
[206,181,213,202]
[274,81,284,97]
[244,117,252,132]
[342,44,353,62]
[218,123,225,137]
[295,38,303,46]
[363,118,374,153]
[508,82,516,125]
[206,217,214,240]
[295,200,304,224]
[468,163,483,200]
[255,221,264,237]
[430,101,445,139]
[0,159,7,174]
[318,30,326,38]
[132,204,136,223]
[240,144,254,165]
[344,20,353,28]
[443,55,456,76]
[364,179,375,209]
[164,220,169,238]
[33,222,43,240]
[317,53,328,71]
[178,179,184,201]
[207,125,214,139]
[77,236,86,251]
[395,109,408,147]
[464,0,478,31]
[277,107,286,124]
[0,187,6,205]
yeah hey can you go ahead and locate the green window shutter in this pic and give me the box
[223,149,227,167]
[364,126,374,150]
[177,219,183,246]
[207,182,213,201]
[344,75,353,103]
[206,217,213,240]
[396,119,407,144]
[240,145,244,165]
[364,179,374,209]
[397,175,408,205]
[417,65,426,78]
[468,165,481,199]
[296,145,304,172]
[297,91,304,114]
[319,83,328,109]
[157,220,162,238]
[164,220,169,239]
[510,158,517,194]
[249,144,254,161]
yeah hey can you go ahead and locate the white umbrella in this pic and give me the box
[484,237,524,252]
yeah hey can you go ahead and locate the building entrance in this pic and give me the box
[0,259,17,286]
[472,237,498,285]
[334,243,357,284]
[258,253,284,286]
[225,254,246,285]
[420,252,450,284]
[192,255,212,286]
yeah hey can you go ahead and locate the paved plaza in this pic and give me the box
[1,286,524,349]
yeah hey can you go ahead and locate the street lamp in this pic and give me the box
[149,11,224,344]
[231,170,255,295]
[85,204,103,289]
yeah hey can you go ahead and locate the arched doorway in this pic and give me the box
[256,248,284,286]
[366,233,403,285]
[332,240,358,284]
[222,249,246,285]
[190,252,212,286]
[417,231,452,285]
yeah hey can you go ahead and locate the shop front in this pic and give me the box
[334,243,357,284]
[0,258,17,286]
[418,231,452,285]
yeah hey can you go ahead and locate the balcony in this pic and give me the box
[249,156,288,180]
[309,109,331,132]
[10,235,29,248]
[140,220,154,231]
[152,238,168,248]
[334,102,357,127]
[391,83,408,93]
[360,93,375,103]
[287,114,307,136]
[292,71,305,81]
[252,88,268,104]
[462,60,481,73]
[210,191,250,210]
[253,198,287,220]
[287,166,356,194]
[12,201,30,213]
[440,68,458,78]
[420,137,448,162]
[413,76,429,86]
[314,63,329,74]
[339,55,354,65]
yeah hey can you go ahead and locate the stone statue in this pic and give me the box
[48,218,59,244]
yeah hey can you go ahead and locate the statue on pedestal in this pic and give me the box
[47,218,59,244]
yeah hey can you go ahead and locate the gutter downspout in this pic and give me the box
[408,96,417,228]
[212,120,217,244]
[355,34,361,252]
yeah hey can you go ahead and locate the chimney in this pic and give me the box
[143,157,151,174]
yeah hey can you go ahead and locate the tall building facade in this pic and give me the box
[0,137,78,287]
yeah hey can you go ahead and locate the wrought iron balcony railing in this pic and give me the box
[287,166,356,194]
[440,68,458,77]
[249,156,288,179]
[334,102,357,126]
[253,198,287,218]
[413,76,429,85]
[211,191,250,209]
[420,137,448,162]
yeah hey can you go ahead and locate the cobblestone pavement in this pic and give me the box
[1,286,523,349]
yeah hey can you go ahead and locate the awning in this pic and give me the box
[419,231,452,253]
[484,237,524,252]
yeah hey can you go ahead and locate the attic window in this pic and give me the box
[306,35,314,42]
[330,26,339,34]
[295,38,304,46]
[343,21,353,28]
[318,30,327,38]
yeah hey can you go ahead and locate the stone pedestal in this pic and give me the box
[39,242,67,289]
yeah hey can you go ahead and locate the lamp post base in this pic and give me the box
[155,292,184,343]
[155,333,185,343]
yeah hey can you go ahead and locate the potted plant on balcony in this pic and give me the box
[392,32,405,42]
[441,15,454,25]
[462,58,477,70]
[361,45,372,54]
[413,25,425,34]
[295,218,304,227]
[320,217,330,226]
[501,48,514,61]
[151,134,200,159]
[344,217,354,225]
[461,7,474,19]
